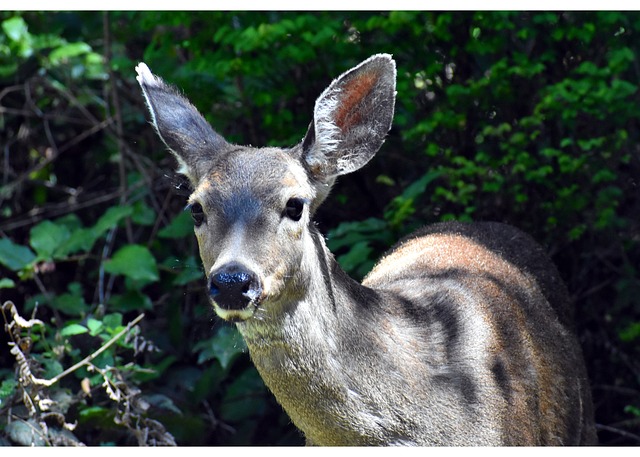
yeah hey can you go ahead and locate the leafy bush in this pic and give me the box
[1,11,638,445]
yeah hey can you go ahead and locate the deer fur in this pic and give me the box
[137,54,597,446]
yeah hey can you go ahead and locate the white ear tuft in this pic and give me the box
[307,91,342,169]
[135,62,162,87]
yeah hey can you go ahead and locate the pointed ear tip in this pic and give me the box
[135,62,148,75]
[135,62,157,86]
[371,53,395,67]
[364,54,396,80]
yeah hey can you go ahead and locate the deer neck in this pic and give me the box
[237,224,369,361]
[235,226,389,444]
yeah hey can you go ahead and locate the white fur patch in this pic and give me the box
[307,88,342,170]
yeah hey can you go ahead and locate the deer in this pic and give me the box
[136,54,597,446]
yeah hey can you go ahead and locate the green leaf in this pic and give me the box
[102,313,123,330]
[53,213,84,231]
[624,405,640,418]
[51,291,87,316]
[327,218,389,252]
[93,205,133,236]
[103,244,159,282]
[384,171,440,227]
[131,201,156,226]
[0,237,36,271]
[2,16,26,41]
[49,42,92,65]
[108,289,153,312]
[57,227,99,256]
[32,354,63,379]
[87,318,104,337]
[158,211,194,239]
[0,379,18,400]
[193,326,247,369]
[172,255,204,286]
[60,323,89,337]
[1,16,33,59]
[29,220,71,259]
[608,46,635,72]
[619,322,640,343]
[220,367,267,422]
[0,62,18,78]
[0,278,16,289]
[336,240,374,275]
[78,405,110,421]
[56,206,134,257]
[2,16,30,45]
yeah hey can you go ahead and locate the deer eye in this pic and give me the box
[189,202,205,227]
[284,198,304,222]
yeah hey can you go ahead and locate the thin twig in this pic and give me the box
[31,313,145,387]
[595,423,640,443]
[0,180,146,233]
[0,118,112,208]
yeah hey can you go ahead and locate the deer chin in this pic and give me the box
[211,299,259,322]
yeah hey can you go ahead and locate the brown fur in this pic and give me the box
[334,71,379,132]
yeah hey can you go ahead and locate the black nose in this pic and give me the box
[209,263,261,310]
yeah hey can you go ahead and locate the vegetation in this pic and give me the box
[0,11,638,445]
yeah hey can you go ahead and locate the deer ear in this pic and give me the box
[136,63,229,185]
[301,54,396,181]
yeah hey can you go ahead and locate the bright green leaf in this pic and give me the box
[2,16,29,43]
[60,323,89,337]
[0,278,16,289]
[103,244,159,282]
[87,318,104,337]
[57,206,134,256]
[78,405,110,420]
[49,42,91,65]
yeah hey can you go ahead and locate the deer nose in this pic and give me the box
[209,263,261,310]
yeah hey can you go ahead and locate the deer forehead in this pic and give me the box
[188,147,314,210]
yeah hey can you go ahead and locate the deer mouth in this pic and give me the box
[212,298,259,322]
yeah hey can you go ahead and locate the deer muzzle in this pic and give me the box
[208,262,262,317]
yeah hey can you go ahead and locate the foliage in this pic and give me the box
[0,11,638,445]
